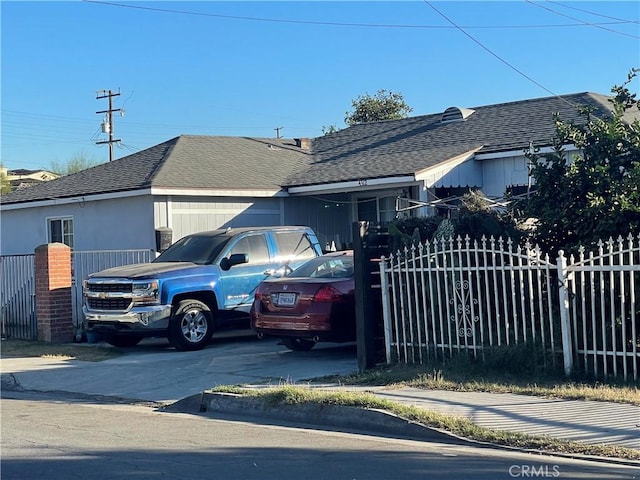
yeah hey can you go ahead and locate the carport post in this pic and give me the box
[353,221,388,372]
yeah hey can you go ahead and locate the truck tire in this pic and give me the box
[168,299,214,351]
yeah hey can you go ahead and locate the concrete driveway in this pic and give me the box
[0,332,358,403]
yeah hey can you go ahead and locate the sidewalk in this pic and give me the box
[1,347,638,452]
[319,385,640,451]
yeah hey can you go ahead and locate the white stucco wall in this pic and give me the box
[0,194,155,255]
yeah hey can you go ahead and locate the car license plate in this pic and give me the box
[275,292,296,306]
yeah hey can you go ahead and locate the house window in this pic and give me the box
[357,195,398,223]
[505,184,530,198]
[434,187,471,216]
[357,197,378,222]
[48,217,74,248]
[379,196,397,222]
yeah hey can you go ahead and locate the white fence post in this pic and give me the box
[379,256,393,365]
[557,250,573,376]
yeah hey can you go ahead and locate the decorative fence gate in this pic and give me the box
[379,234,640,382]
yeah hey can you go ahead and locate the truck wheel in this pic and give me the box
[168,299,214,351]
[105,335,143,347]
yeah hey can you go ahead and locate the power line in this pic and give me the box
[544,0,640,24]
[525,0,639,39]
[422,1,565,101]
[80,0,638,31]
[2,109,318,138]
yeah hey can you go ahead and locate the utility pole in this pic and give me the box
[96,89,122,162]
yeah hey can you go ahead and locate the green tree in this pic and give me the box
[518,69,640,255]
[344,89,413,126]
[321,124,340,135]
[455,190,520,241]
[50,151,103,175]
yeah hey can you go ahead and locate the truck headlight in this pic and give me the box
[132,280,159,304]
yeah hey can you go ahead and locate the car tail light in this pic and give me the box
[254,284,267,301]
[313,285,341,302]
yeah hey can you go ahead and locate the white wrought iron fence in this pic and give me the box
[564,235,639,382]
[380,234,640,382]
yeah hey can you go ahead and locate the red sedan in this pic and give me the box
[250,251,355,351]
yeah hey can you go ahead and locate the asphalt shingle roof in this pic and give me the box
[2,91,633,206]
[0,136,308,205]
[283,92,627,187]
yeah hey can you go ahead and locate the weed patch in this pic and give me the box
[1,339,122,362]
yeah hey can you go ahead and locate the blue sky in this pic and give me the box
[2,1,638,171]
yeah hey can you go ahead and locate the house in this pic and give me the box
[1,92,634,256]
[2,168,60,190]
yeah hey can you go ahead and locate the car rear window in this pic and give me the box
[293,255,354,278]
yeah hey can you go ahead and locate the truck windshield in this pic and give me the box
[153,235,231,265]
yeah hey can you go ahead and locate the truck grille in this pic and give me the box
[89,283,133,293]
[85,281,134,311]
[88,298,132,310]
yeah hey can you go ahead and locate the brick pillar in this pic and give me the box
[35,243,74,343]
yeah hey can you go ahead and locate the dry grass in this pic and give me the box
[0,339,122,362]
[319,363,640,406]
[210,385,640,461]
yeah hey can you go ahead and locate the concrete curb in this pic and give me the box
[166,392,466,445]
[163,392,640,469]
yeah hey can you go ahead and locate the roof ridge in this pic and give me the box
[244,136,313,154]
[469,91,611,111]
[147,136,183,184]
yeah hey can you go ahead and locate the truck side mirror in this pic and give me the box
[220,253,249,271]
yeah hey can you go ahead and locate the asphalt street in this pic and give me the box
[1,333,639,462]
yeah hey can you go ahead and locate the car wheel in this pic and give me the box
[282,337,316,351]
[105,335,143,347]
[168,299,214,351]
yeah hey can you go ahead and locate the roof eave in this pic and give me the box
[287,175,417,195]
